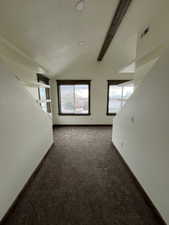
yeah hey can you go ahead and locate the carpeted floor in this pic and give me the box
[3,126,160,225]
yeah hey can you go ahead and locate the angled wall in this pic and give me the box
[112,48,169,224]
[0,62,53,221]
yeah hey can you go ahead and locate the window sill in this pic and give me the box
[58,113,91,116]
[107,113,117,116]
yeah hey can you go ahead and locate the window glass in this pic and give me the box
[37,74,51,113]
[75,85,89,114]
[60,85,74,114]
[123,86,134,100]
[58,83,90,115]
[108,82,134,115]
[41,102,47,113]
[39,87,46,101]
[109,86,122,113]
[109,99,122,114]
[109,86,122,100]
[39,87,48,112]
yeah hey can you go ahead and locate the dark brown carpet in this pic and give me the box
[3,126,160,225]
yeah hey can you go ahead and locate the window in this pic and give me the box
[57,80,91,115]
[37,74,51,113]
[107,80,134,115]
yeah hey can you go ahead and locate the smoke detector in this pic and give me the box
[75,0,85,11]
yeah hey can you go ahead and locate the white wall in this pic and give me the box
[112,49,169,224]
[0,62,53,221]
[136,11,169,62]
[0,35,49,100]
[50,73,134,125]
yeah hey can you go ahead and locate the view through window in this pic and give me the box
[37,74,51,113]
[39,87,48,112]
[108,81,134,115]
[57,81,90,115]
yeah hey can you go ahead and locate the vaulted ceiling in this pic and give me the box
[0,0,169,77]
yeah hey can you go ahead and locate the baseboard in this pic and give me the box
[0,142,54,224]
[53,124,112,127]
[112,143,167,225]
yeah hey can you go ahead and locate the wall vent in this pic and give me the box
[140,27,150,39]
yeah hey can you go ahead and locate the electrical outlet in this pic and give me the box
[131,116,135,124]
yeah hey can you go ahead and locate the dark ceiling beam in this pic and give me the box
[97,0,133,61]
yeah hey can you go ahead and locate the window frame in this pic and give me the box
[107,80,131,116]
[57,80,91,116]
[37,73,51,113]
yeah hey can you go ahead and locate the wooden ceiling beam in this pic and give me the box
[97,0,133,61]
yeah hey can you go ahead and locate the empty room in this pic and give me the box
[0,0,169,224]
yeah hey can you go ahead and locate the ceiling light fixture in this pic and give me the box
[75,0,85,11]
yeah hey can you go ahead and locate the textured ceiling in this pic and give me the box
[0,0,169,77]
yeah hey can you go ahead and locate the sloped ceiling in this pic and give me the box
[0,0,169,77]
